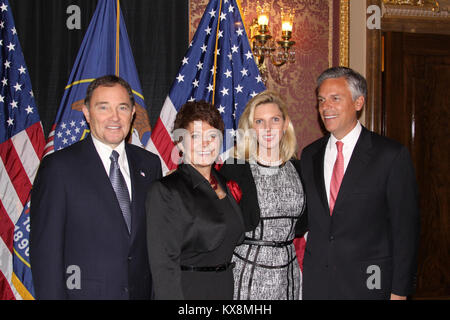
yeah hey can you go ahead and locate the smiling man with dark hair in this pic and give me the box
[30,75,162,299]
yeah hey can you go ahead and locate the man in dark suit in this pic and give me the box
[301,67,420,300]
[30,75,162,299]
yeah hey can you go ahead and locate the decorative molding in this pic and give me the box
[382,15,450,34]
[382,2,450,18]
[329,0,334,67]
[339,0,349,67]
[382,0,439,8]
[382,0,450,35]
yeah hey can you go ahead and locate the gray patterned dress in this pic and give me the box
[232,161,305,300]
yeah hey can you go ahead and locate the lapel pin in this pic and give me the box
[140,171,146,177]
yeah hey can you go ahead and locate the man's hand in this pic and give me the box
[390,293,407,300]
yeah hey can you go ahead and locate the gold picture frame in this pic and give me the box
[329,0,349,67]
[339,0,349,67]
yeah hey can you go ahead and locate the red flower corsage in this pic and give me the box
[214,162,224,171]
[226,180,242,204]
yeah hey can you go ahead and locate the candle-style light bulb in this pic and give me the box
[282,21,292,32]
[281,7,294,38]
[258,14,269,26]
[256,1,270,28]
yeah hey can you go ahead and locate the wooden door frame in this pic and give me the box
[365,0,450,135]
[365,0,383,134]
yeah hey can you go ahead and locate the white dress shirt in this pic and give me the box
[324,121,362,204]
[91,136,132,201]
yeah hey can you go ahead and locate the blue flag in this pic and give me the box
[0,0,46,300]
[45,0,151,156]
[147,0,266,174]
[13,200,35,299]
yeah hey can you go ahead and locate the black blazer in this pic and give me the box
[219,159,307,237]
[300,126,420,299]
[146,164,245,299]
[30,135,162,299]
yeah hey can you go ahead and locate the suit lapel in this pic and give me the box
[126,146,138,240]
[82,136,131,236]
[125,145,153,242]
[180,164,245,231]
[180,164,227,227]
[215,169,245,230]
[83,136,116,198]
[334,127,373,212]
[312,137,330,215]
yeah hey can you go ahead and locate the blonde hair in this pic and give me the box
[235,90,297,162]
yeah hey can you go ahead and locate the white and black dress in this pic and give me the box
[232,161,305,300]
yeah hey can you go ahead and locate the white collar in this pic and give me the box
[328,121,362,150]
[91,135,126,163]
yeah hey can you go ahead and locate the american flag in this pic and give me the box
[0,0,45,300]
[147,0,266,174]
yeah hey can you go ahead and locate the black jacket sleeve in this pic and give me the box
[30,155,67,299]
[386,146,420,296]
[146,181,185,300]
[219,160,260,232]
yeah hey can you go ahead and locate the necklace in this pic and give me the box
[209,175,218,190]
[256,157,283,167]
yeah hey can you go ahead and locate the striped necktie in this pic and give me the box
[109,150,131,233]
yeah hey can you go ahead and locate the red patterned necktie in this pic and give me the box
[329,141,344,215]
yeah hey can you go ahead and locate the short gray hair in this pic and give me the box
[317,67,367,102]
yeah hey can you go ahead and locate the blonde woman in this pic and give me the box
[219,91,307,300]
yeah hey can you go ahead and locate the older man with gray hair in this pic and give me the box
[300,67,420,300]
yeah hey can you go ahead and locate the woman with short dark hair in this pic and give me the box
[146,101,245,300]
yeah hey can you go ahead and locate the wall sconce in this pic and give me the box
[249,2,296,83]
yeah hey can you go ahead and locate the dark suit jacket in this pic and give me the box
[300,126,420,299]
[146,164,245,300]
[30,135,162,300]
[219,159,307,236]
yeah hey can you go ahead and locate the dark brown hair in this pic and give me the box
[84,75,135,108]
[173,100,225,134]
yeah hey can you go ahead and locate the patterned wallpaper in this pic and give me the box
[189,0,338,154]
